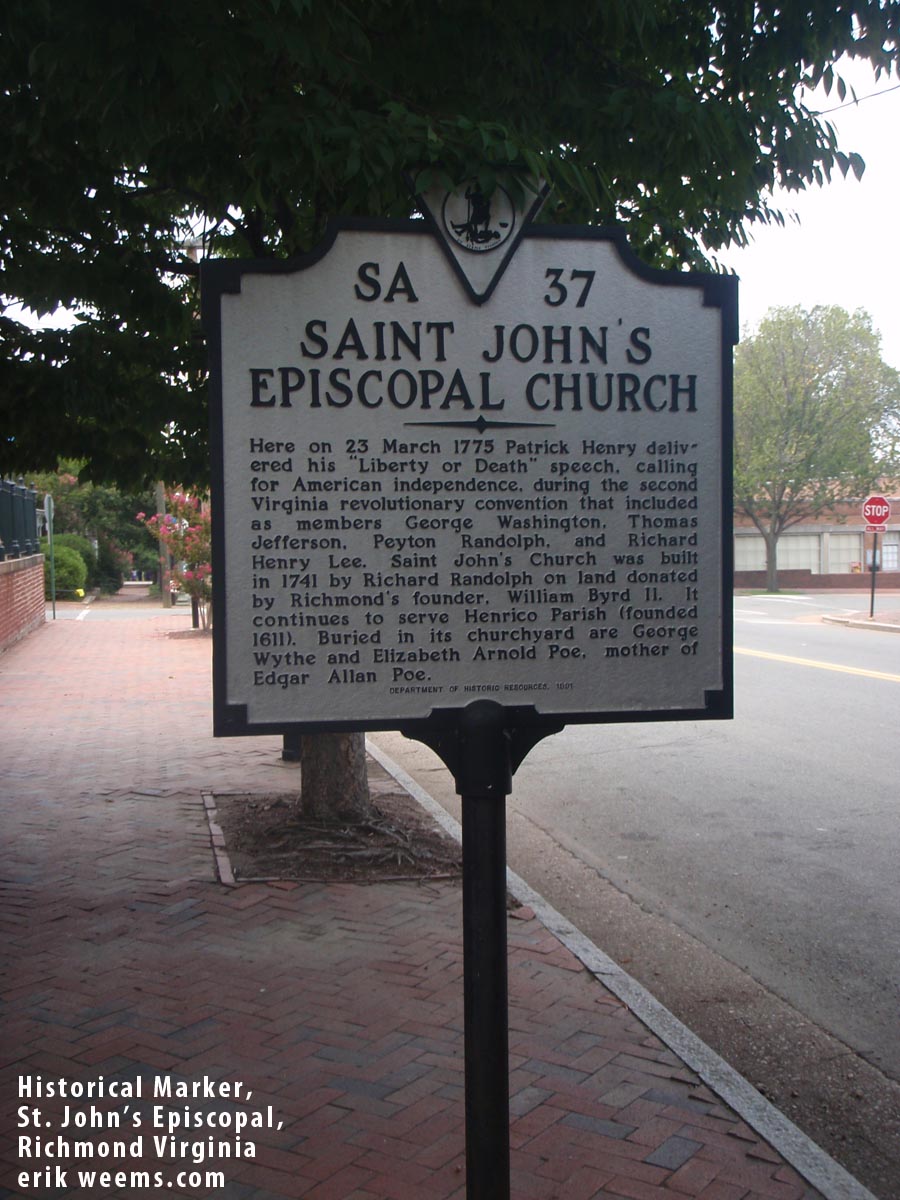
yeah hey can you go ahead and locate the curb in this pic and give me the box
[202,792,235,886]
[366,738,878,1200]
[822,615,900,633]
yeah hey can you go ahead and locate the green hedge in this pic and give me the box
[45,534,98,587]
[44,544,87,599]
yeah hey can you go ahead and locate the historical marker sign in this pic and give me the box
[203,217,735,737]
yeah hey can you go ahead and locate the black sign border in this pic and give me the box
[202,219,736,744]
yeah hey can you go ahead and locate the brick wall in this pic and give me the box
[734,567,900,590]
[0,555,45,653]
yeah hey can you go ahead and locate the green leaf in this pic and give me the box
[5,0,899,485]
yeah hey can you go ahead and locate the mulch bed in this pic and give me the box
[213,761,462,884]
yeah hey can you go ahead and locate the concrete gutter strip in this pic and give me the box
[367,738,879,1200]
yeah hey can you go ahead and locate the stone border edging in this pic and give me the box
[203,792,235,886]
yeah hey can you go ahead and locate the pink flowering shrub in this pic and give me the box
[137,490,212,627]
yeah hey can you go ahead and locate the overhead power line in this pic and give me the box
[815,82,900,115]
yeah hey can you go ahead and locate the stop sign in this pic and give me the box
[862,494,891,527]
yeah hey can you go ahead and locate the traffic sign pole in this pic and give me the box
[862,496,891,620]
[870,530,879,619]
[44,493,56,621]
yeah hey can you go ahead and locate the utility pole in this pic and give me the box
[155,482,173,607]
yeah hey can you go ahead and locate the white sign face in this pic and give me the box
[205,222,735,734]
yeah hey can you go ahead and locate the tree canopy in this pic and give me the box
[733,304,900,589]
[3,0,900,486]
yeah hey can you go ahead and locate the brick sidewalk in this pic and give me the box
[1,608,826,1199]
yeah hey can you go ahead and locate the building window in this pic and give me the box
[734,533,821,572]
[734,535,766,571]
[827,532,863,574]
[775,534,821,573]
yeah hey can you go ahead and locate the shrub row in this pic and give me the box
[42,542,87,599]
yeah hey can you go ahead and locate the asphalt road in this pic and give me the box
[371,592,900,1197]
[507,592,900,1079]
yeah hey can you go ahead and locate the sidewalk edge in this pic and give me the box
[367,738,877,1200]
[822,615,900,633]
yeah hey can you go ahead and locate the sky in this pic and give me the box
[716,58,900,370]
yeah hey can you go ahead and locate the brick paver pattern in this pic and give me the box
[0,606,824,1198]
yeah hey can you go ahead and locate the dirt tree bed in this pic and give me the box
[213,759,462,883]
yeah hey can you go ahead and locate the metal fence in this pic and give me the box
[0,477,40,560]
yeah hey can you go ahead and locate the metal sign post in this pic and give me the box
[44,493,56,620]
[869,531,880,620]
[863,495,891,619]
[406,701,563,1198]
[458,704,514,1200]
[202,196,736,1198]
[462,783,510,1200]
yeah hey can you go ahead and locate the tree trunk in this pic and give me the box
[300,731,372,822]
[764,531,779,592]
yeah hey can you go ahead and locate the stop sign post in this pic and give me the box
[863,494,892,618]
